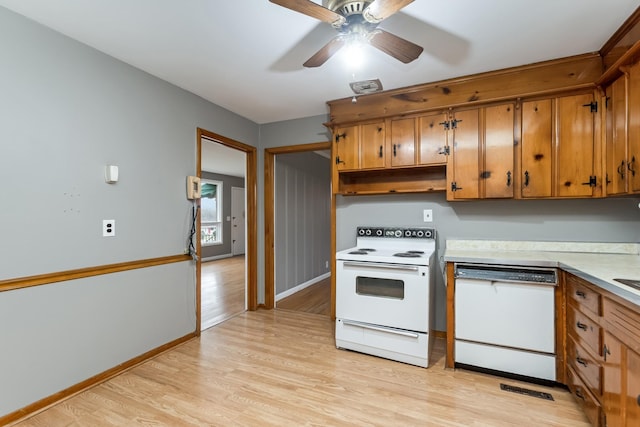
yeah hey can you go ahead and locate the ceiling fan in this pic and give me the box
[270,0,423,67]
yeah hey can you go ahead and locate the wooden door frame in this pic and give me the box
[264,142,333,313]
[197,128,258,335]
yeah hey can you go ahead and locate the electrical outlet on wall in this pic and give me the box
[423,209,433,222]
[103,219,115,237]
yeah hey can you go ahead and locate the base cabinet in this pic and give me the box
[565,273,640,426]
[627,349,640,425]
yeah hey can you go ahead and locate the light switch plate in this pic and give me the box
[423,209,433,222]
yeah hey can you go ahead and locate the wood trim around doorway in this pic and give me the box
[197,128,258,335]
[264,142,332,311]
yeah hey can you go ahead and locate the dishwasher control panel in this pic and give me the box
[454,263,557,284]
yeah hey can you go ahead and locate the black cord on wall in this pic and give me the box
[188,203,199,261]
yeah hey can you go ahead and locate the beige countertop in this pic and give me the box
[444,240,640,306]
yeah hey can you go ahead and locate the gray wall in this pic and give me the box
[337,193,640,331]
[201,172,245,260]
[0,7,258,417]
[275,152,331,296]
[258,115,332,302]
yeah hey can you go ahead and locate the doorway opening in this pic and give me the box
[197,128,257,334]
[264,141,333,317]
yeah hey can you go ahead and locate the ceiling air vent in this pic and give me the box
[349,79,383,95]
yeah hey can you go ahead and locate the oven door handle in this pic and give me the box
[342,320,420,339]
[342,261,420,272]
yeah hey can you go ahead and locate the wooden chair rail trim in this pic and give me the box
[0,254,191,293]
[0,332,196,426]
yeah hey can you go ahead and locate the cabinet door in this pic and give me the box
[390,118,416,167]
[334,125,359,171]
[605,75,628,195]
[450,109,480,199]
[484,103,515,198]
[628,62,640,193]
[602,331,623,427]
[418,112,448,165]
[521,99,553,197]
[628,348,640,426]
[360,122,385,169]
[556,93,597,197]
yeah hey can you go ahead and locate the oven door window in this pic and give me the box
[356,276,404,299]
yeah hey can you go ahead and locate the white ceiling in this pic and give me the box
[1,1,638,125]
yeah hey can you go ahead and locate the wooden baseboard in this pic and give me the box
[1,332,197,426]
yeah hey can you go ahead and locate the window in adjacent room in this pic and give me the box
[201,179,223,246]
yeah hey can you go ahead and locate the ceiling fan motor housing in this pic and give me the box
[324,0,373,17]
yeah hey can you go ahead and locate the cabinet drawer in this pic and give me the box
[567,335,601,397]
[567,303,602,356]
[567,275,601,317]
[603,297,640,353]
[566,366,602,427]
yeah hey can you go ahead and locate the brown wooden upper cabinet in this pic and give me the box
[359,121,386,169]
[448,103,515,200]
[521,92,600,198]
[333,124,360,172]
[605,74,629,196]
[388,114,449,168]
[629,62,640,193]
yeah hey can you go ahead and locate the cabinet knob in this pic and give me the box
[576,290,587,299]
[629,156,637,177]
[379,145,383,158]
[576,356,588,367]
[524,171,530,187]
[637,394,640,406]
[506,171,512,187]
[576,321,587,331]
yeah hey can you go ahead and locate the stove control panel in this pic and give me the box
[357,227,435,239]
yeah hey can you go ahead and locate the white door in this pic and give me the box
[231,186,245,255]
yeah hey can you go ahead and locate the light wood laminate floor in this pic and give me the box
[201,255,245,330]
[276,277,330,316]
[13,309,589,427]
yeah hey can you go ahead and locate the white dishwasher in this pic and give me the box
[454,263,557,381]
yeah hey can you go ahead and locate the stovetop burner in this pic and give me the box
[393,252,422,258]
[337,226,436,266]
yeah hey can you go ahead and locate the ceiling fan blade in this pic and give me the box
[303,36,346,67]
[363,0,414,23]
[269,0,345,27]
[369,29,423,63]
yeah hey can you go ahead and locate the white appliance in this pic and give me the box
[454,263,558,381]
[335,226,436,368]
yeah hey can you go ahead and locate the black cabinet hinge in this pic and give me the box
[581,175,597,187]
[335,156,344,165]
[451,119,462,129]
[451,182,462,191]
[439,146,450,155]
[439,121,450,130]
[582,101,598,113]
[335,132,346,142]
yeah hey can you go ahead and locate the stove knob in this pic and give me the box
[404,230,412,237]
[365,229,372,236]
[424,230,432,238]
[417,230,424,237]
[375,229,383,236]
[394,229,402,238]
